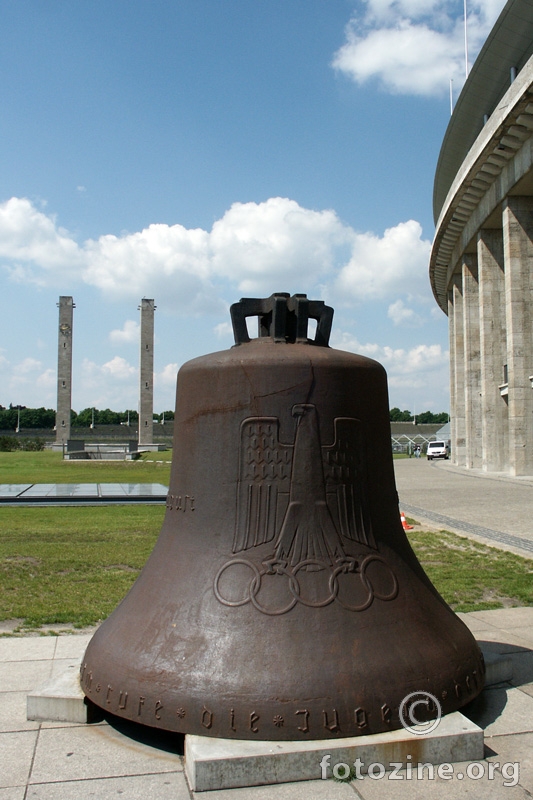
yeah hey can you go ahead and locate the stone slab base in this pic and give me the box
[27,645,510,792]
[185,712,484,792]
[27,666,97,724]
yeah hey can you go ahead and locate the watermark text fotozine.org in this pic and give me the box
[319,691,519,787]
[319,755,520,786]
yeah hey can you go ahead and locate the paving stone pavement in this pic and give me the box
[1,609,532,799]
[394,458,533,558]
[1,463,532,798]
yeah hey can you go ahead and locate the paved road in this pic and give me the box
[394,458,533,558]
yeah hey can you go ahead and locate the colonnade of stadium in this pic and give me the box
[430,0,533,475]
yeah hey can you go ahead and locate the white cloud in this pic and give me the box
[35,368,56,390]
[209,198,351,294]
[333,220,431,302]
[75,357,177,412]
[332,0,506,96]
[331,329,449,403]
[156,363,179,386]
[109,320,140,344]
[385,342,448,374]
[76,357,137,409]
[332,330,448,370]
[0,197,84,284]
[83,223,217,312]
[13,357,43,375]
[214,321,233,339]
[3,357,56,405]
[334,22,465,96]
[388,298,424,326]
[101,356,136,381]
[365,0,443,20]
[431,305,446,320]
[0,193,449,410]
[1,196,433,310]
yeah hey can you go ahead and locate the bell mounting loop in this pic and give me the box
[230,292,334,347]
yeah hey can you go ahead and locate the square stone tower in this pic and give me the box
[56,296,75,445]
[139,299,156,446]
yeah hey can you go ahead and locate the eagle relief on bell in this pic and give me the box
[81,292,484,741]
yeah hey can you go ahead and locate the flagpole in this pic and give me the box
[450,78,453,115]
[464,0,469,77]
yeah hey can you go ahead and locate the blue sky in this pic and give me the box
[0,0,505,415]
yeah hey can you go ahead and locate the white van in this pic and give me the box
[426,440,449,460]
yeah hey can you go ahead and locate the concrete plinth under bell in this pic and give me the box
[185,714,484,792]
[28,658,511,792]
[26,672,484,793]
[27,664,98,725]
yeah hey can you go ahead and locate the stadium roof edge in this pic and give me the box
[433,0,533,223]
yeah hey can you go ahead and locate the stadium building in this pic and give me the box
[430,0,533,475]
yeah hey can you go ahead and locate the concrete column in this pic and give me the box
[503,196,533,476]
[478,229,508,472]
[447,286,456,458]
[462,255,482,468]
[450,275,466,466]
[56,296,75,445]
[139,299,155,446]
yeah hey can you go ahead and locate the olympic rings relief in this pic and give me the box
[213,554,398,616]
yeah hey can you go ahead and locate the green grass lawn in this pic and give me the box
[0,450,170,631]
[0,452,531,631]
[407,528,533,612]
[0,505,163,629]
[0,449,172,484]
[0,506,531,631]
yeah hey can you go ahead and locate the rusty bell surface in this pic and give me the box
[81,293,484,741]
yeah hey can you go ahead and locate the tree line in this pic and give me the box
[0,405,175,430]
[389,407,449,424]
[1,404,449,429]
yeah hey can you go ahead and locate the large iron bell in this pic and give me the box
[81,293,484,741]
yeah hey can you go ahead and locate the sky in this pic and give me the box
[0,0,507,416]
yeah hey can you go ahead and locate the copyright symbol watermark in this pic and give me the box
[399,691,442,735]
